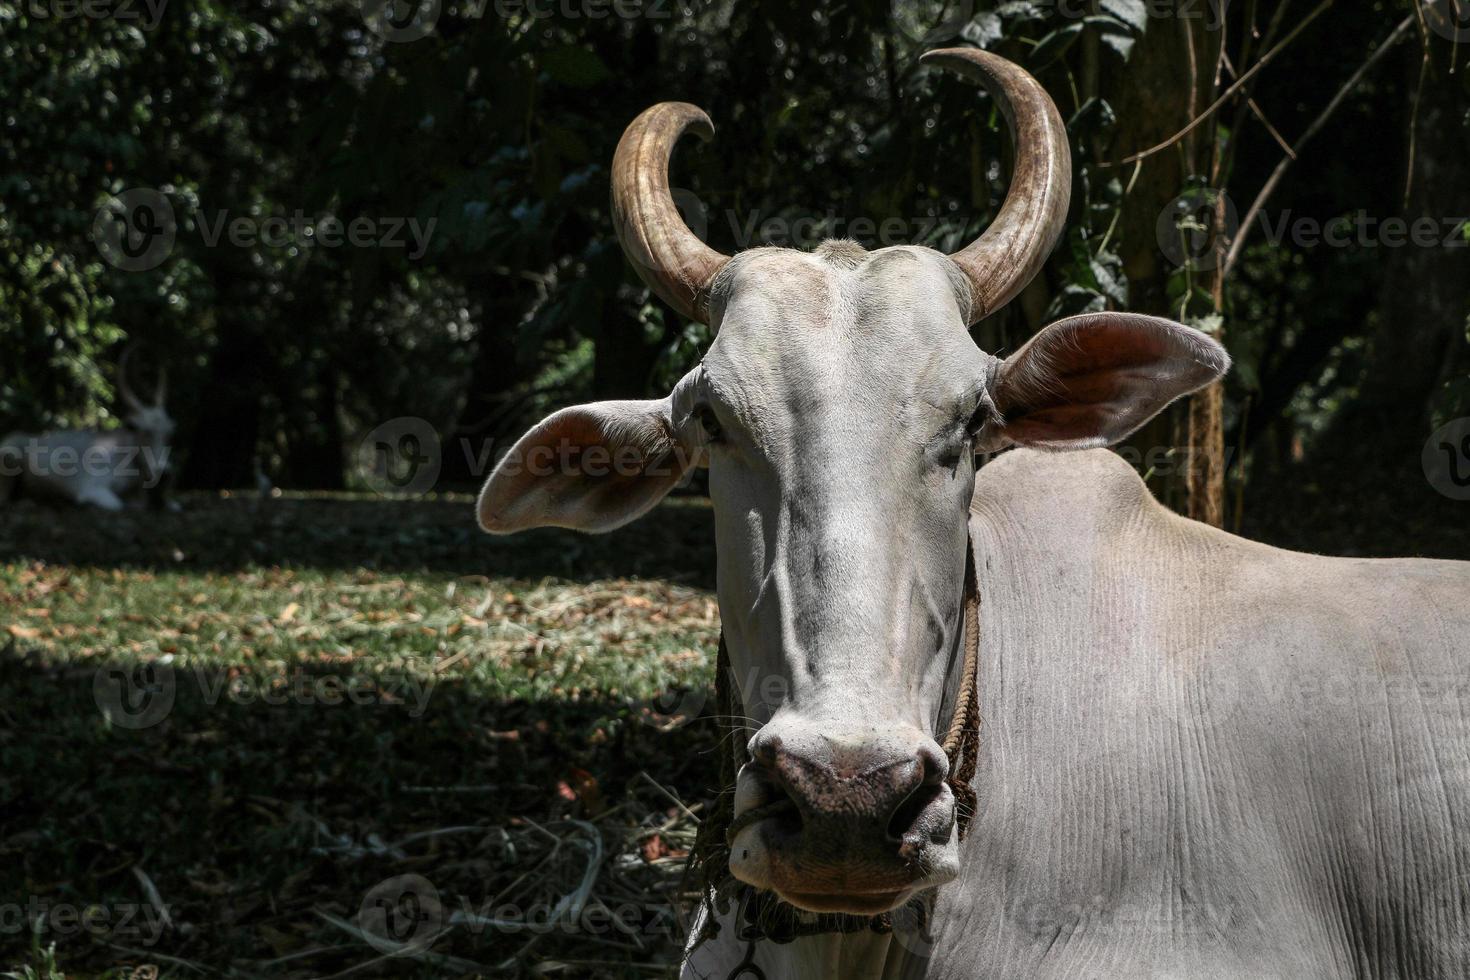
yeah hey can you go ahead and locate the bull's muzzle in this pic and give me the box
[728,721,961,914]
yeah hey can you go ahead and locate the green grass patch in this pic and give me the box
[1,493,723,978]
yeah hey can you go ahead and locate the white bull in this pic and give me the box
[476,48,1470,979]
[0,348,176,511]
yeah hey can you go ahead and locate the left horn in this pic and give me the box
[921,49,1072,325]
[610,102,731,324]
[117,344,145,412]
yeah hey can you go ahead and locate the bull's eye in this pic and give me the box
[694,405,723,443]
[965,395,995,435]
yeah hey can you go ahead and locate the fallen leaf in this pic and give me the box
[641,834,670,863]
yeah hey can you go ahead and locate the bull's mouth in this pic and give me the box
[728,799,961,915]
[775,887,917,915]
[725,726,962,915]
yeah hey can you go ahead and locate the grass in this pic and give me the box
[0,492,724,978]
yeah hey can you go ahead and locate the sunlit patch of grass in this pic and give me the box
[3,562,717,706]
[0,493,721,978]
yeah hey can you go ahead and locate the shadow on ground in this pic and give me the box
[0,646,722,977]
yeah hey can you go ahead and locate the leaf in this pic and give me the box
[1089,257,1128,306]
[961,12,1005,48]
[7,625,41,639]
[997,0,1049,23]
[539,46,611,88]
[1100,0,1149,32]
[1099,30,1137,59]
[1067,97,1117,139]
[1046,283,1108,319]
[641,834,670,863]
[1029,22,1085,68]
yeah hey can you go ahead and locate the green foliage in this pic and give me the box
[2,0,1460,498]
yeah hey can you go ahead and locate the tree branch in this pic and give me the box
[1222,13,1417,278]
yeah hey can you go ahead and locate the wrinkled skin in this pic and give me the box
[481,242,1470,976]
[683,447,1470,979]
[478,242,1301,975]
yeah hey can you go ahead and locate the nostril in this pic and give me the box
[749,731,782,767]
[917,740,949,786]
[887,782,944,845]
[731,763,802,843]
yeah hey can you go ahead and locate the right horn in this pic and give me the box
[921,49,1072,325]
[117,344,144,412]
[610,102,731,324]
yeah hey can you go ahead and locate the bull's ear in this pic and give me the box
[980,312,1229,451]
[477,397,700,534]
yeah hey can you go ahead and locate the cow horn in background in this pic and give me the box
[118,345,145,412]
[611,102,731,324]
[154,364,168,407]
[921,48,1072,325]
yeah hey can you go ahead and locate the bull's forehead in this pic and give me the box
[703,244,988,436]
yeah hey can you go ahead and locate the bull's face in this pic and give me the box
[477,49,1227,915]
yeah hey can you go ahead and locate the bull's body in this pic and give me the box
[686,447,1470,979]
[0,427,169,511]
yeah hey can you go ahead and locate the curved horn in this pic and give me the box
[921,49,1072,325]
[117,345,145,412]
[611,102,730,323]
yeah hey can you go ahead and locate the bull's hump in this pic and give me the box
[971,447,1157,537]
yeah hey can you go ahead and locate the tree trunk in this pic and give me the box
[1110,7,1220,514]
[592,296,658,400]
[178,314,266,490]
[440,275,538,487]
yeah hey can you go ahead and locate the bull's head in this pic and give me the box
[118,345,175,446]
[478,50,1227,915]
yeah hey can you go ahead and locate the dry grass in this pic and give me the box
[1,492,723,978]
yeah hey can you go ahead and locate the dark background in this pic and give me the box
[5,0,1469,554]
[3,4,1470,976]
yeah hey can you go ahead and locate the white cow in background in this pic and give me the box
[0,347,177,512]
